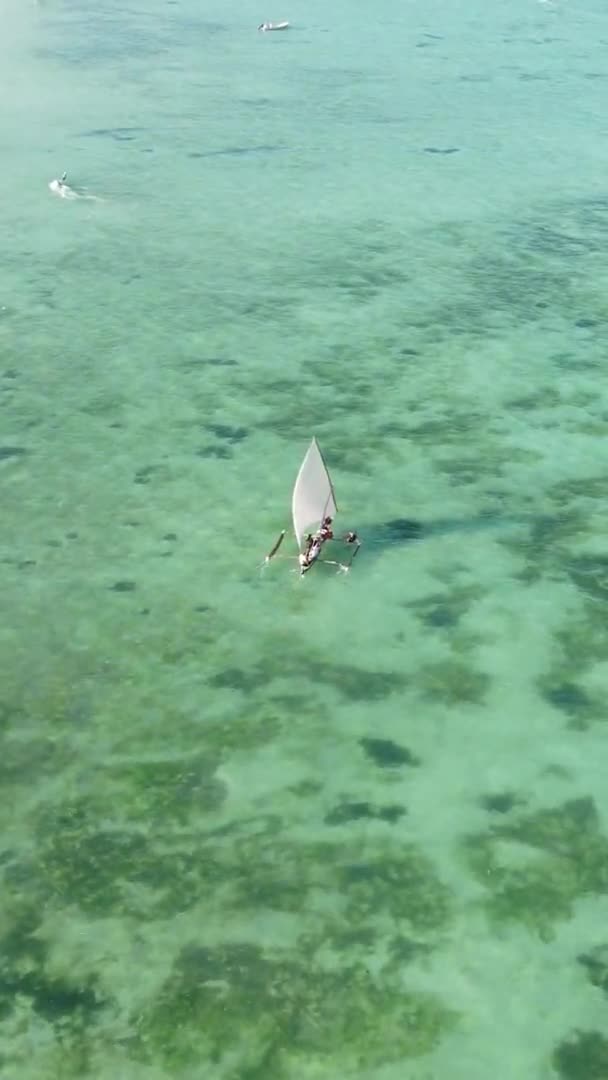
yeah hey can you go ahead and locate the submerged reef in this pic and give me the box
[138,943,457,1076]
[552,1029,608,1080]
[0,663,455,1076]
[2,820,455,1076]
[464,797,608,935]
[360,736,420,768]
[538,609,607,728]
[417,658,490,705]
[324,800,406,824]
[407,583,484,630]
[0,900,103,1079]
[564,560,608,611]
[578,944,608,995]
[108,754,227,823]
[479,791,520,815]
[338,846,451,930]
[0,905,101,1026]
[210,651,405,702]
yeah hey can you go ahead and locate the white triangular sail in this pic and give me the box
[292,437,338,549]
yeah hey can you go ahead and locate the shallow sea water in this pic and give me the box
[2,0,608,1077]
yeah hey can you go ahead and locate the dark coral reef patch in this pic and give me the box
[553,1029,608,1080]
[464,797,608,934]
[360,736,420,768]
[578,945,608,995]
[324,800,406,824]
[137,941,457,1075]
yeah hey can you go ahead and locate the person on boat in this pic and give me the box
[300,532,323,573]
[49,172,68,197]
[303,533,314,558]
[300,518,330,570]
[319,516,333,541]
[340,530,360,570]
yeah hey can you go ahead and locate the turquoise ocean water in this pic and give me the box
[2,0,608,1076]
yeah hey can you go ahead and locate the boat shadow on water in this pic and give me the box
[357,510,527,554]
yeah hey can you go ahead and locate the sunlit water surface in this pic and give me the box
[1,1,608,1077]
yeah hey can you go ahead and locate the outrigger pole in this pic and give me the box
[265,530,286,563]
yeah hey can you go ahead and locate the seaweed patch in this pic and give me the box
[537,612,607,729]
[138,942,456,1074]
[109,580,136,592]
[407,583,484,630]
[0,905,102,1030]
[417,659,490,705]
[210,654,405,702]
[552,1029,608,1080]
[324,800,406,825]
[0,446,28,461]
[464,797,608,934]
[206,423,248,443]
[479,792,519,815]
[338,846,451,930]
[196,444,232,459]
[360,737,420,769]
[578,944,608,995]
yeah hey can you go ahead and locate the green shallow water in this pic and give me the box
[2,0,608,1077]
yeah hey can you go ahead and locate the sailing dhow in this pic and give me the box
[265,438,360,575]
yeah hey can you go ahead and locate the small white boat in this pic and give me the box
[49,172,78,199]
[48,172,103,202]
[264,437,360,576]
[258,20,290,31]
